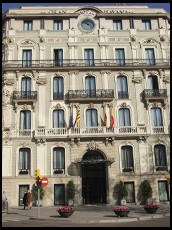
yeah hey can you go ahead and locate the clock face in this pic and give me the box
[80,18,95,32]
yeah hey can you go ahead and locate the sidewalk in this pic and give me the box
[2,204,170,223]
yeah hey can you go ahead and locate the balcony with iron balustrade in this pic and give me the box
[13,91,37,111]
[143,89,168,108]
[2,59,170,71]
[66,89,114,102]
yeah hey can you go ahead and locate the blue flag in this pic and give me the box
[69,108,73,128]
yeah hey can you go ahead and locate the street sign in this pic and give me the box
[41,177,48,186]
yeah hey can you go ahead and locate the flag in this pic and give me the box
[111,107,115,127]
[69,107,73,128]
[104,106,107,127]
[73,107,80,127]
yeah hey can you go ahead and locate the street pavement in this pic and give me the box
[2,203,170,223]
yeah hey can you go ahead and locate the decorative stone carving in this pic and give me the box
[36,77,47,85]
[2,139,12,145]
[2,89,11,107]
[154,138,164,145]
[88,103,95,108]
[21,142,29,147]
[86,71,94,76]
[3,78,14,86]
[53,103,62,109]
[87,140,98,150]
[132,77,142,83]
[118,71,124,75]
[131,36,136,41]
[100,70,111,75]
[21,40,34,45]
[54,72,62,76]
[76,138,80,147]
[38,36,44,42]
[105,138,109,146]
[160,36,165,41]
[68,71,79,75]
[120,102,128,108]
[21,104,30,110]
[143,39,156,43]
[163,76,170,83]
[137,136,147,143]
[70,138,74,147]
[37,139,46,145]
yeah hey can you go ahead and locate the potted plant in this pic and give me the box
[114,205,130,217]
[32,183,45,207]
[143,203,159,214]
[113,181,128,205]
[57,206,75,218]
[66,180,75,206]
[138,180,152,205]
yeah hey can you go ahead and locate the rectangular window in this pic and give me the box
[22,50,32,67]
[142,20,151,30]
[129,18,134,29]
[145,48,155,65]
[19,185,29,206]
[158,181,169,201]
[116,49,125,65]
[21,77,31,98]
[154,145,167,167]
[85,76,96,97]
[113,20,122,30]
[124,182,135,203]
[119,108,131,126]
[24,21,32,31]
[54,184,65,205]
[121,146,134,170]
[19,148,30,170]
[53,148,65,169]
[40,18,44,29]
[53,77,64,100]
[117,76,128,99]
[54,20,63,30]
[19,110,31,136]
[54,49,63,66]
[84,49,94,66]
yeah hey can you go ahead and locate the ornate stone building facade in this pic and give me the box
[2,5,170,206]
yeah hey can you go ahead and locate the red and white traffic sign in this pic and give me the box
[41,177,48,186]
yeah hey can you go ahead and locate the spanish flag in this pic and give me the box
[73,107,80,127]
[104,106,107,127]
[111,107,115,127]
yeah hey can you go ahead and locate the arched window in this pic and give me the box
[121,146,134,172]
[85,76,96,97]
[86,109,98,127]
[53,77,64,100]
[117,75,128,98]
[53,147,65,172]
[53,109,65,128]
[19,148,31,174]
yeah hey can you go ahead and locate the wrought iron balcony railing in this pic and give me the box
[143,89,167,98]
[13,91,37,100]
[66,89,114,100]
[53,92,64,100]
[2,59,170,68]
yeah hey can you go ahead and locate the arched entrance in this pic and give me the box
[81,150,107,204]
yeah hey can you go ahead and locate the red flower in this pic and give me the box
[57,206,75,212]
[114,206,129,211]
[144,204,158,209]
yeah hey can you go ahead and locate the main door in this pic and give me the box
[81,151,107,204]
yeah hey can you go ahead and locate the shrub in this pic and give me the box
[32,183,45,200]
[113,181,128,204]
[138,180,152,204]
[66,180,75,200]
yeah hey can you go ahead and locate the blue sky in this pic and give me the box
[2,3,170,14]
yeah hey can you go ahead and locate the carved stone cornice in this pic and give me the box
[53,103,62,109]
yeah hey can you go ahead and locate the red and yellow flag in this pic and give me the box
[111,107,115,127]
[104,106,107,127]
[73,107,80,127]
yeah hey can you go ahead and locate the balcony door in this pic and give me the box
[22,50,32,67]
[21,77,31,98]
[84,49,94,66]
[85,76,96,97]
[145,48,155,65]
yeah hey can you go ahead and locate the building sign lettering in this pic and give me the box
[78,10,96,16]
[103,10,133,13]
[48,10,66,14]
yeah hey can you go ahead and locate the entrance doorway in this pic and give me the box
[81,151,107,204]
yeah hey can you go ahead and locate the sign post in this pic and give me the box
[41,177,48,187]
